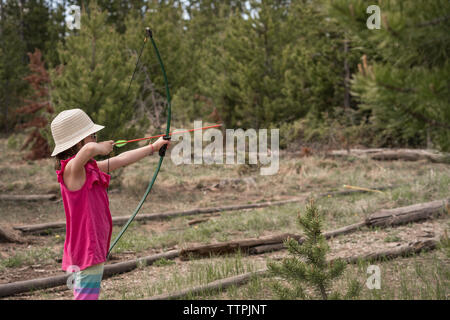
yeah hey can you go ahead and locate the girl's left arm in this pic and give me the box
[97,137,169,173]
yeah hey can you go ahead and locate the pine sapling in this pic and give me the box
[268,200,360,299]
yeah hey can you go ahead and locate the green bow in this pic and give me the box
[108,27,172,257]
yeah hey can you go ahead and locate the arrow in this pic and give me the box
[114,124,223,147]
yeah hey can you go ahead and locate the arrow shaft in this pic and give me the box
[114,124,222,146]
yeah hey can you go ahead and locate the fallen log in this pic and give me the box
[179,222,367,259]
[147,269,268,300]
[0,220,367,297]
[0,250,180,298]
[179,199,447,259]
[13,222,65,235]
[344,238,439,263]
[14,198,307,234]
[323,222,367,238]
[327,148,450,163]
[0,226,23,243]
[249,243,285,255]
[248,222,367,255]
[179,233,302,260]
[0,194,57,201]
[328,148,385,157]
[147,237,441,300]
[1,199,445,298]
[371,150,449,163]
[14,187,392,234]
[365,198,449,227]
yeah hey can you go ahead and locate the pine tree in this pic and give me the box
[0,0,66,132]
[21,0,51,56]
[268,200,360,300]
[172,0,240,124]
[68,0,147,34]
[45,0,68,68]
[16,49,53,160]
[327,0,450,151]
[195,0,292,129]
[0,0,29,132]
[281,1,361,119]
[50,2,147,151]
[193,0,359,132]
[121,0,188,131]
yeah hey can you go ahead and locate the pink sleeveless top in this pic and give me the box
[57,156,112,271]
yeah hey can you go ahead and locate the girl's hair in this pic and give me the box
[54,140,85,170]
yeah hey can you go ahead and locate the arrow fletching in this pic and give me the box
[114,140,128,147]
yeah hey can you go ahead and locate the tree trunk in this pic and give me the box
[0,0,5,133]
[343,39,350,110]
[318,283,328,300]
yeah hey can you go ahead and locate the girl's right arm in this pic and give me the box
[63,141,114,191]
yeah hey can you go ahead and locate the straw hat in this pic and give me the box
[50,108,104,156]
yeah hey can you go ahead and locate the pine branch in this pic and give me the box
[269,201,351,299]
[377,83,449,130]
[397,106,450,131]
[378,83,417,94]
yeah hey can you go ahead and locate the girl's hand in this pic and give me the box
[97,141,114,155]
[152,136,171,151]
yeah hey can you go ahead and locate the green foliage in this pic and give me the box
[7,134,19,149]
[268,200,359,300]
[123,0,187,131]
[68,0,148,34]
[154,258,176,267]
[0,0,29,132]
[50,2,147,152]
[2,0,449,152]
[45,2,68,68]
[196,0,293,128]
[281,1,360,117]
[0,0,67,133]
[327,0,450,151]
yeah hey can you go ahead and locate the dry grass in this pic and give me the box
[0,134,449,299]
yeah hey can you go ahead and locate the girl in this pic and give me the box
[50,108,169,300]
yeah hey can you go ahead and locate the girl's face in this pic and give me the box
[83,133,97,144]
[77,133,97,147]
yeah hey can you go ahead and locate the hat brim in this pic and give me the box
[51,124,105,157]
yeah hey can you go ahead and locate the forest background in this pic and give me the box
[0,0,449,160]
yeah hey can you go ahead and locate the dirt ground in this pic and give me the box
[0,136,449,299]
